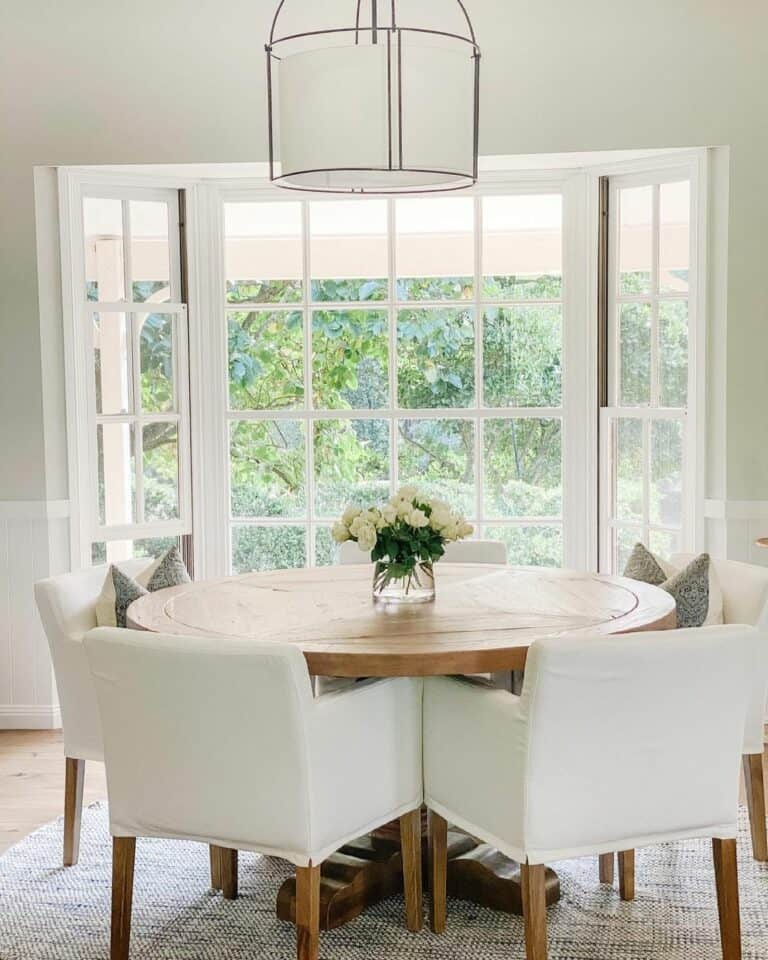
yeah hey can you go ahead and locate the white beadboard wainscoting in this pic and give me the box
[0,501,70,729]
[704,500,768,566]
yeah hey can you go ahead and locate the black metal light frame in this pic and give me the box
[265,0,481,195]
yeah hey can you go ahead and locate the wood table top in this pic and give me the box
[126,564,676,677]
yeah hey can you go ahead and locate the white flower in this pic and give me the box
[429,505,453,531]
[331,521,350,543]
[349,515,367,538]
[396,484,419,502]
[441,521,459,542]
[380,503,397,526]
[396,498,413,519]
[356,522,378,552]
[408,507,429,528]
[457,521,474,539]
[342,505,362,526]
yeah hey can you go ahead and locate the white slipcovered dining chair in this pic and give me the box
[673,553,768,862]
[336,538,508,565]
[424,626,756,960]
[84,627,424,960]
[34,561,148,866]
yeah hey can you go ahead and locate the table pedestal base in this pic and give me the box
[276,828,560,930]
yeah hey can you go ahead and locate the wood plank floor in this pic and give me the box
[0,731,106,856]
[0,730,766,858]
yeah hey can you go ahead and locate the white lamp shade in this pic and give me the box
[271,32,478,193]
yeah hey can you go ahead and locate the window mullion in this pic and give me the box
[388,196,399,492]
[302,200,315,565]
[474,194,483,526]
[650,183,660,408]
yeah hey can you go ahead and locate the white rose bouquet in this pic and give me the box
[332,486,474,600]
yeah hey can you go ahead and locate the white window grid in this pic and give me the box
[223,192,567,570]
[78,188,192,546]
[601,172,694,572]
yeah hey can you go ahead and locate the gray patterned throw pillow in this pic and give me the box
[111,565,148,628]
[623,542,710,628]
[146,545,191,591]
[623,542,667,586]
[662,553,710,628]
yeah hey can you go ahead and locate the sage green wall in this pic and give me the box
[1,0,766,503]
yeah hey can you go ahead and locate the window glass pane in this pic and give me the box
[138,313,174,413]
[483,306,561,407]
[660,181,690,294]
[228,310,304,411]
[484,419,562,518]
[130,200,171,302]
[84,197,124,301]
[618,185,652,295]
[310,201,387,302]
[484,524,562,567]
[619,303,651,405]
[615,526,642,573]
[658,300,688,407]
[482,195,562,300]
[93,312,131,415]
[312,310,388,409]
[650,419,683,527]
[143,422,179,522]
[231,525,306,574]
[398,418,475,515]
[649,528,679,560]
[396,197,473,300]
[314,525,334,566]
[91,536,180,566]
[615,418,643,522]
[398,308,475,408]
[314,419,389,516]
[97,422,135,526]
[225,202,303,304]
[230,420,306,518]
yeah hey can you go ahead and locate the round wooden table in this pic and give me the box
[127,563,676,929]
[127,563,675,676]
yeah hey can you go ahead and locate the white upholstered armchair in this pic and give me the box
[34,562,147,865]
[84,627,424,960]
[424,626,756,960]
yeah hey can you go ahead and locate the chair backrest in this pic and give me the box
[518,625,754,860]
[336,538,507,565]
[84,627,317,858]
[34,560,150,760]
[671,553,768,628]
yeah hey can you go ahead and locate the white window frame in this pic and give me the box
[596,154,707,572]
[206,172,594,576]
[59,172,193,567]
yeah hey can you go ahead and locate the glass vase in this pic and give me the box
[372,560,435,604]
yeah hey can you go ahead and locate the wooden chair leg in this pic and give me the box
[618,849,635,901]
[428,810,448,933]
[742,753,768,861]
[111,837,136,960]
[521,861,548,960]
[296,863,320,960]
[209,845,222,890]
[400,809,423,932]
[63,757,85,866]
[599,852,615,884]
[218,847,238,900]
[712,838,741,960]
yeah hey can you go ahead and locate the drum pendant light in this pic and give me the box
[265,1,480,194]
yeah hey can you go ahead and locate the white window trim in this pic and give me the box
[58,171,194,567]
[56,150,709,577]
[596,153,707,571]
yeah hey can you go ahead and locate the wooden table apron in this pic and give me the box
[127,564,676,929]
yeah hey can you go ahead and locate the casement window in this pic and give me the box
[599,171,697,571]
[63,185,192,565]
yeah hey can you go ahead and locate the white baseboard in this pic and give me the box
[0,705,62,730]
